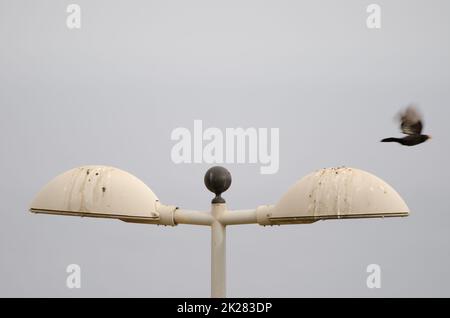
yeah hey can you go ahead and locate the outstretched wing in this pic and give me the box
[399,106,423,135]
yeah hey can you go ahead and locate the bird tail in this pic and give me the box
[381,137,400,143]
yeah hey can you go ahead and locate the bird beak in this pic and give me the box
[428,135,432,140]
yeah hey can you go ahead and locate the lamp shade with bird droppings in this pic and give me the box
[257,167,410,225]
[29,166,176,225]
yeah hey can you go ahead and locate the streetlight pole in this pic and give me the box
[204,166,231,298]
[177,166,258,298]
[30,165,409,297]
[211,203,226,298]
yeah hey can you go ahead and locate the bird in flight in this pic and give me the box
[381,105,431,146]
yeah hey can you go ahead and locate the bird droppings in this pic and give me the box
[96,173,99,176]
[86,169,90,175]
[306,166,354,218]
[269,166,409,224]
[102,187,106,193]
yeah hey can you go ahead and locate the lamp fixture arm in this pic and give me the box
[173,208,214,226]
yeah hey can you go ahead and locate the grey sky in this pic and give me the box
[1,0,450,297]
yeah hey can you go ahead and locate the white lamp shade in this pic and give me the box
[260,167,409,225]
[30,166,175,224]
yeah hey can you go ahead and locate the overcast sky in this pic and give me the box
[1,0,450,297]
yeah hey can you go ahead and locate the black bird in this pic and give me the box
[381,106,431,146]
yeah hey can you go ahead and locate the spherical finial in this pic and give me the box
[204,166,232,204]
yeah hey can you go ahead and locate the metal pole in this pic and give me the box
[211,203,226,298]
[174,209,214,226]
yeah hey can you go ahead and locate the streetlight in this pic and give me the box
[30,165,409,297]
